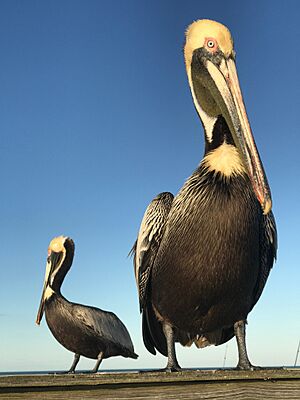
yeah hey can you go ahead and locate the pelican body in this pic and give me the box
[132,20,277,371]
[36,236,138,373]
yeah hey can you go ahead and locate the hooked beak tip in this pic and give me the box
[36,300,45,326]
[263,198,272,215]
[35,313,43,325]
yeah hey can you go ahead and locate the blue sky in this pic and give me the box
[1,0,299,372]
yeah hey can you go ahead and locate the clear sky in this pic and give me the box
[1,0,299,372]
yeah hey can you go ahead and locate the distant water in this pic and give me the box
[0,366,299,376]
[0,369,139,376]
[0,368,216,376]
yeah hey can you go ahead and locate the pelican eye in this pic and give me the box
[207,40,215,48]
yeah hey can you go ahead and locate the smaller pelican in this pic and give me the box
[36,236,138,373]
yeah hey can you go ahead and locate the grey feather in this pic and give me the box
[132,192,174,311]
[252,210,277,307]
[70,303,136,354]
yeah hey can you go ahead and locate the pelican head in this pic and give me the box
[36,236,75,325]
[184,19,272,215]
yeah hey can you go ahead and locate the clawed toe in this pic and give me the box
[139,365,181,373]
[236,363,262,371]
[156,367,181,373]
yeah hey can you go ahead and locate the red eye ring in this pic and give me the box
[205,37,218,52]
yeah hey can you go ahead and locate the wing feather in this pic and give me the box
[70,303,135,354]
[252,210,277,308]
[132,192,174,311]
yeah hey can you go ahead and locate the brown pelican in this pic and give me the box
[132,19,277,371]
[36,236,138,373]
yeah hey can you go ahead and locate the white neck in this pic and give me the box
[186,66,217,143]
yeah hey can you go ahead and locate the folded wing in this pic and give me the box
[132,192,174,312]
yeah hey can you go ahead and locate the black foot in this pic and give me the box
[157,362,182,372]
[236,362,262,371]
[80,370,98,374]
[164,365,182,372]
[51,370,76,375]
[139,365,181,373]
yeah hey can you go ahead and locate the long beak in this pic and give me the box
[36,251,61,325]
[36,258,52,325]
[203,57,272,214]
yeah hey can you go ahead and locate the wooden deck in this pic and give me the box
[1,368,300,399]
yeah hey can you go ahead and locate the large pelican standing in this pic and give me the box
[132,19,277,371]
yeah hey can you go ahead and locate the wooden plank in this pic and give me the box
[0,381,300,400]
[0,369,299,400]
[1,368,300,389]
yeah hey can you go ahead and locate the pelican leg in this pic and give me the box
[162,323,181,372]
[68,353,80,373]
[234,320,258,370]
[91,351,103,373]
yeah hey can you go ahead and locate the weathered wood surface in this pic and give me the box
[0,369,299,399]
